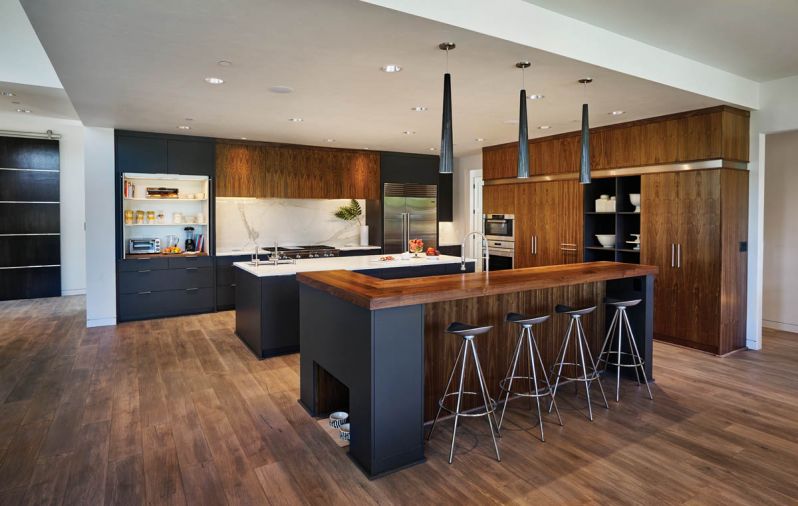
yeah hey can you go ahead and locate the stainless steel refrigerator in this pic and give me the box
[383,183,438,254]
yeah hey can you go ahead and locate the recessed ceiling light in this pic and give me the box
[326,138,335,143]
[177,125,191,130]
[288,117,303,122]
[217,60,232,67]
[204,77,224,85]
[538,125,551,130]
[610,110,625,116]
[475,138,485,142]
[429,147,436,151]
[269,85,293,94]
[402,130,416,135]
[381,64,402,73]
[16,108,31,113]
[527,94,544,100]
[1,91,15,97]
[411,106,427,112]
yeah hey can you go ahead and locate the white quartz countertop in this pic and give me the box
[234,254,470,277]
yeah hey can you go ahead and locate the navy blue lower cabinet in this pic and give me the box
[299,284,425,477]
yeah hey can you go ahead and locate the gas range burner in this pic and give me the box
[262,244,340,259]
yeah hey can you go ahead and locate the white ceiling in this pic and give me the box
[22,0,724,156]
[0,0,61,88]
[0,81,77,120]
[523,0,798,82]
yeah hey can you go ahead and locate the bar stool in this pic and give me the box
[549,304,609,421]
[427,322,501,464]
[597,298,653,402]
[498,313,562,442]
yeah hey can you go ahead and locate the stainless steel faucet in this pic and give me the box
[461,231,489,272]
[251,244,260,266]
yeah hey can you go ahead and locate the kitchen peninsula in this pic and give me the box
[234,254,474,358]
[297,261,657,477]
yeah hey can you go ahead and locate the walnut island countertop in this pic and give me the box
[296,261,658,310]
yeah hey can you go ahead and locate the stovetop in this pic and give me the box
[262,244,340,259]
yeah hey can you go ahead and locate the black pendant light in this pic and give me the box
[438,42,455,174]
[516,61,531,178]
[578,78,593,184]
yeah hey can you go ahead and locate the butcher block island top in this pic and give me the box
[296,261,658,310]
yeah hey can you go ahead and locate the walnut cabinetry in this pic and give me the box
[640,169,748,355]
[483,106,749,179]
[215,141,380,199]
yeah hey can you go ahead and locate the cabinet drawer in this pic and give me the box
[118,287,214,321]
[118,257,169,272]
[168,256,212,269]
[169,267,213,290]
[119,267,213,294]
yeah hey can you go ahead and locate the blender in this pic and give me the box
[184,227,196,252]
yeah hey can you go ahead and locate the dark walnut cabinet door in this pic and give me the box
[675,170,721,352]
[556,180,583,264]
[641,172,681,341]
[513,183,535,268]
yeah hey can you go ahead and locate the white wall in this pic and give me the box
[0,111,85,295]
[762,131,798,333]
[84,127,116,327]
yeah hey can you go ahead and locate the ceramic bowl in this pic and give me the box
[339,423,351,441]
[596,234,616,248]
[629,193,641,211]
[329,411,348,429]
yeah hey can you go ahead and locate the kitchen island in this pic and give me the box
[297,261,657,477]
[234,254,474,358]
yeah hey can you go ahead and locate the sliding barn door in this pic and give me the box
[0,136,61,300]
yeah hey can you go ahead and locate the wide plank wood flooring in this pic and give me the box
[1,296,797,505]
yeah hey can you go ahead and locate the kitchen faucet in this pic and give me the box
[461,231,489,272]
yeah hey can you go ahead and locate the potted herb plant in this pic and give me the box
[334,199,368,246]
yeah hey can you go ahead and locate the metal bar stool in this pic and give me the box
[548,304,609,421]
[597,298,653,402]
[427,322,501,464]
[498,313,562,442]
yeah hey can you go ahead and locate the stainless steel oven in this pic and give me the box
[484,214,514,241]
[487,239,514,271]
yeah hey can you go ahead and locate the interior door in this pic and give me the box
[641,172,680,340]
[675,170,721,350]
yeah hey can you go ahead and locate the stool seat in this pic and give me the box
[604,298,642,308]
[446,322,493,337]
[506,313,550,326]
[555,304,596,316]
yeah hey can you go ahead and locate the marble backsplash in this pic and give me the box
[216,198,367,252]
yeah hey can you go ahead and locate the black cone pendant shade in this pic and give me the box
[439,72,453,174]
[516,61,531,178]
[578,78,592,184]
[438,43,455,174]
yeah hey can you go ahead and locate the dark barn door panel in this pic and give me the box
[0,136,60,301]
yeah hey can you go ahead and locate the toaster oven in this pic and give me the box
[128,238,161,255]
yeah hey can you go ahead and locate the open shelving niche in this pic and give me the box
[583,175,641,264]
[121,173,211,258]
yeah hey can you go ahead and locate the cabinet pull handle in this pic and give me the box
[138,269,151,273]
[137,258,150,261]
[677,244,682,268]
[231,283,237,287]
[186,267,198,271]
[137,291,152,295]
[671,244,675,268]
[185,288,199,291]
[560,247,578,252]
[560,243,577,247]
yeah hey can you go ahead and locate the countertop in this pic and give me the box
[297,261,658,310]
[216,245,382,256]
[234,254,469,277]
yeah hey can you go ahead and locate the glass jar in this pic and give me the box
[135,210,145,224]
[124,209,134,224]
[146,210,156,224]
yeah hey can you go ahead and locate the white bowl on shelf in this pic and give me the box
[629,193,641,213]
[596,234,616,248]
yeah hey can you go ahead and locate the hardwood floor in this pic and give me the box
[1,296,797,505]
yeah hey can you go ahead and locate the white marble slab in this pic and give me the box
[216,197,368,251]
[234,254,471,277]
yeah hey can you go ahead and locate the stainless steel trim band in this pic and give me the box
[0,167,60,173]
[0,233,60,237]
[0,264,60,270]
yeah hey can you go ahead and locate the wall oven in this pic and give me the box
[484,214,514,241]
[487,239,514,271]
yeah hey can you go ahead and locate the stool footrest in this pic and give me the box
[437,392,498,418]
[498,377,553,399]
